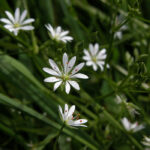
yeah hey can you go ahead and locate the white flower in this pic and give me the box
[58,104,88,127]
[114,14,127,39]
[83,43,109,71]
[43,53,88,94]
[114,25,127,39]
[115,94,127,104]
[121,117,144,132]
[0,8,35,36]
[142,136,150,147]
[45,24,73,43]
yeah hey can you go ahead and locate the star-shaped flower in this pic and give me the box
[121,117,144,132]
[45,24,73,43]
[59,104,88,127]
[43,53,88,94]
[0,8,35,36]
[83,43,109,71]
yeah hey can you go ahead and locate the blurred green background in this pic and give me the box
[0,0,150,150]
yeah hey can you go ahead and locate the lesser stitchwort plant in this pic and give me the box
[43,53,88,94]
[45,24,73,43]
[0,8,35,36]
[83,43,109,71]
[121,117,144,133]
[58,104,88,127]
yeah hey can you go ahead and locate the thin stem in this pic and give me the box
[54,122,65,150]
[23,0,39,54]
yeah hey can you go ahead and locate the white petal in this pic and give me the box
[133,124,144,132]
[64,104,68,112]
[67,105,75,118]
[71,63,85,75]
[97,61,105,65]
[89,44,95,55]
[45,24,55,37]
[20,25,34,30]
[94,43,99,55]
[97,54,107,60]
[67,56,76,73]
[97,61,104,71]
[67,120,75,126]
[68,81,80,90]
[83,49,91,57]
[13,30,19,36]
[61,36,73,41]
[60,31,69,37]
[93,64,98,71]
[107,64,110,68]
[14,8,20,22]
[86,61,94,66]
[0,18,12,24]
[43,67,60,76]
[97,48,106,58]
[22,18,35,25]
[4,24,13,30]
[44,77,60,83]
[144,137,150,142]
[65,82,71,94]
[20,10,27,22]
[49,59,61,74]
[56,26,61,34]
[72,124,87,127]
[130,122,138,130]
[114,31,122,39]
[73,119,88,125]
[63,53,68,74]
[83,56,91,61]
[53,81,62,91]
[5,11,15,22]
[64,104,69,120]
[58,105,64,120]
[121,117,130,131]
[71,73,88,79]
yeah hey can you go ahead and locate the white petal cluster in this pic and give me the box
[59,104,88,127]
[0,8,35,36]
[142,136,150,147]
[45,24,73,43]
[43,53,88,94]
[114,25,127,39]
[83,43,109,71]
[121,117,144,132]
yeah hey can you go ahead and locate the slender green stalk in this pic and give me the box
[54,122,65,150]
[23,0,39,54]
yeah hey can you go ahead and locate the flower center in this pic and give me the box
[61,74,70,81]
[13,23,20,28]
[92,56,97,63]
